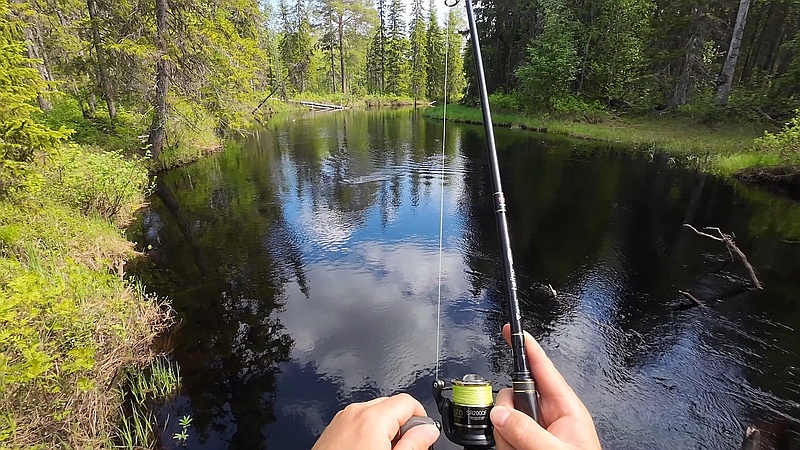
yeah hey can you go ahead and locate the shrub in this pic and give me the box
[0,199,171,448]
[755,111,800,158]
[41,145,151,226]
[488,91,522,111]
[515,0,579,111]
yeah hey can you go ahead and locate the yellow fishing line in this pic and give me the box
[452,382,493,407]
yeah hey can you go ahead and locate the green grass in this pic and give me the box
[0,145,171,449]
[424,104,793,176]
[119,357,181,449]
[37,98,146,153]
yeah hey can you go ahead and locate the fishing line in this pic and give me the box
[435,12,451,383]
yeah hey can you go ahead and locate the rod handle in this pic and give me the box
[513,380,541,423]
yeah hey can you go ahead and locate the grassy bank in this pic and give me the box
[291,92,423,108]
[0,145,174,448]
[423,104,794,176]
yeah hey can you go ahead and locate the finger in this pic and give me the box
[491,405,563,450]
[393,423,439,450]
[361,397,389,408]
[494,387,514,408]
[493,424,514,450]
[502,324,575,401]
[368,393,428,439]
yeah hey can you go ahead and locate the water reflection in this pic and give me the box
[131,109,800,449]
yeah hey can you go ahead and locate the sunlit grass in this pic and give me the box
[709,152,785,176]
[0,145,172,448]
[424,105,779,174]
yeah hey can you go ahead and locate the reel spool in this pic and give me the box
[433,374,495,449]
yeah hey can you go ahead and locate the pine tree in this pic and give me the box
[280,0,315,93]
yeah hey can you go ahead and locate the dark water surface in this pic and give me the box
[131,109,800,449]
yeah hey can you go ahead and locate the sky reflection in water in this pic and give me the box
[133,109,800,449]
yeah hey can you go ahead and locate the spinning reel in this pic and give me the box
[433,374,496,449]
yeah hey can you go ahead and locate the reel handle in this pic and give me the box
[399,415,439,437]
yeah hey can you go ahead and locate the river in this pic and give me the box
[130,108,800,449]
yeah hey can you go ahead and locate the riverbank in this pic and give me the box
[423,105,798,179]
[0,145,174,448]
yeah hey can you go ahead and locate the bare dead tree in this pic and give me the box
[683,224,763,289]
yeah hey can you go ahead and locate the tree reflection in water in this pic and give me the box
[131,110,800,450]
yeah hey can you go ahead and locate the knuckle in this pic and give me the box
[341,402,363,418]
[395,392,414,402]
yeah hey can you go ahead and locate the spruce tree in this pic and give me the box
[425,0,445,101]
[409,0,428,103]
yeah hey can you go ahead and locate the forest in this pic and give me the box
[2,0,800,447]
[464,0,800,121]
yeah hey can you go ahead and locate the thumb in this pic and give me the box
[393,423,440,450]
[491,406,562,450]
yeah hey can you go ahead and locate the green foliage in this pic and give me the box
[444,9,465,101]
[38,98,143,152]
[425,0,445,101]
[408,0,428,100]
[153,100,222,172]
[119,357,181,449]
[582,0,652,101]
[173,415,192,446]
[710,152,784,176]
[0,195,169,447]
[755,111,800,158]
[0,3,69,193]
[488,91,522,111]
[515,0,579,111]
[40,145,151,225]
[550,96,608,121]
[426,104,766,159]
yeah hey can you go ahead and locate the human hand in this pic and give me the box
[490,324,602,450]
[312,393,440,450]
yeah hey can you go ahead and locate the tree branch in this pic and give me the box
[683,223,763,289]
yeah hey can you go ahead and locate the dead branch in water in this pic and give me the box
[678,290,704,308]
[683,224,763,289]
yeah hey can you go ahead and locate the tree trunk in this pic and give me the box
[338,15,347,95]
[148,0,169,160]
[22,25,52,111]
[86,0,117,121]
[330,45,337,93]
[328,11,336,93]
[715,0,751,106]
[670,6,705,108]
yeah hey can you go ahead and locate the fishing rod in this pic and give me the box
[426,0,541,448]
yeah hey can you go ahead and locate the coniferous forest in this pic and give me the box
[465,0,800,121]
[2,0,800,447]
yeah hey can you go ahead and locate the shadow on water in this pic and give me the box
[129,109,800,449]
